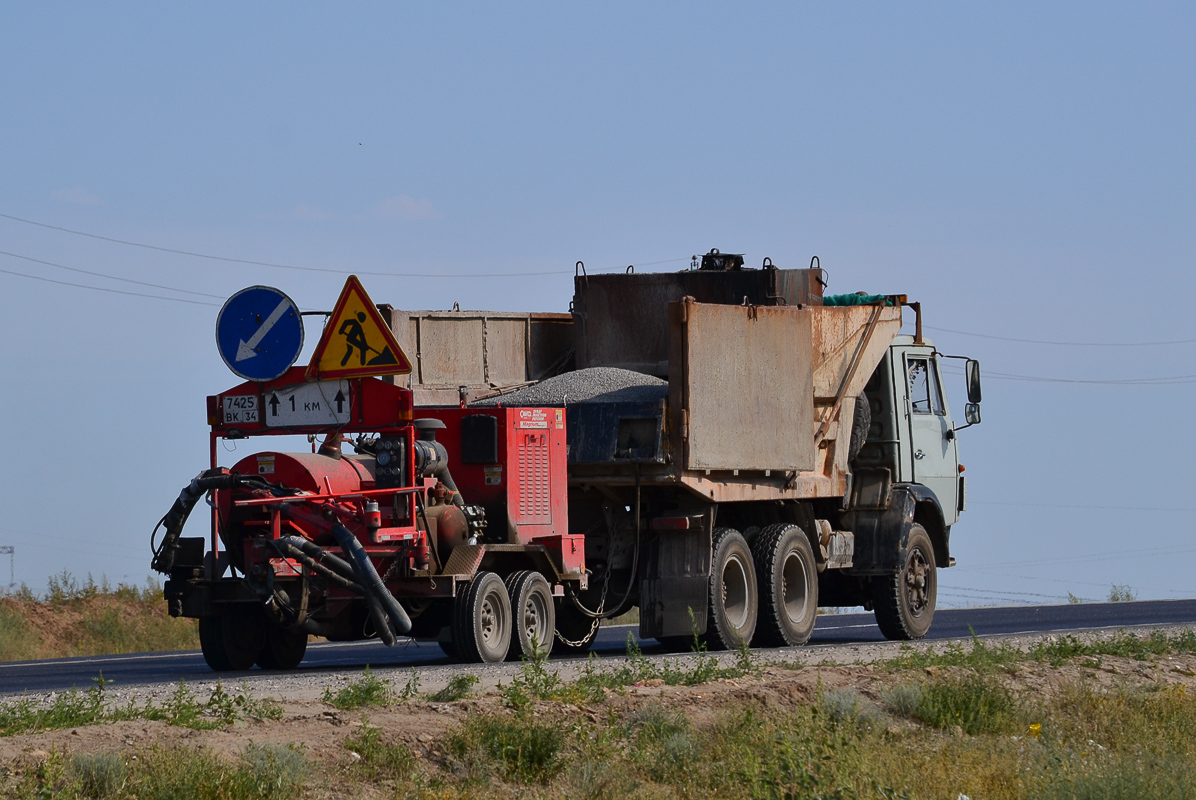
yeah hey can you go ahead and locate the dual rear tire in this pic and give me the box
[449,570,556,663]
[699,524,819,651]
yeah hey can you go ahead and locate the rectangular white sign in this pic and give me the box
[264,381,351,428]
[222,394,260,425]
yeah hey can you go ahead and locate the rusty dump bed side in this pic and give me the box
[383,269,901,504]
[670,300,901,502]
[379,306,574,407]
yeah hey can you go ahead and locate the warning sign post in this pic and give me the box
[305,276,412,380]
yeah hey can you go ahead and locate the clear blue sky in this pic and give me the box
[1,3,1193,606]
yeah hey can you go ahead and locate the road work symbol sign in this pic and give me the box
[216,286,304,382]
[305,275,411,380]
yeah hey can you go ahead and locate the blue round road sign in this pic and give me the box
[216,286,305,382]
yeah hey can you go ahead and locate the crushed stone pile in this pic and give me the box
[473,367,667,407]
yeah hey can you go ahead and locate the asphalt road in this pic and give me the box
[3,599,1195,696]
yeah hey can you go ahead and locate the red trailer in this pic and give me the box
[154,366,583,669]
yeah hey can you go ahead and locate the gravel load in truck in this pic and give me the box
[472,367,667,407]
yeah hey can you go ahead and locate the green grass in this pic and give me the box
[0,676,280,737]
[7,743,307,800]
[878,629,1196,673]
[427,673,479,702]
[344,721,416,781]
[0,573,199,662]
[321,665,394,710]
[446,713,564,784]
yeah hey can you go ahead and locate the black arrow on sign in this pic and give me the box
[268,394,281,416]
[334,390,346,414]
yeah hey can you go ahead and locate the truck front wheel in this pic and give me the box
[752,524,818,647]
[706,528,758,650]
[872,524,937,640]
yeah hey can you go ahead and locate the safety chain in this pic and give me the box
[554,565,612,649]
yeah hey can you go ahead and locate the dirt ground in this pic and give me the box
[3,624,1195,768]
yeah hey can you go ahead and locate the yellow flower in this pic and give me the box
[1029,723,1042,738]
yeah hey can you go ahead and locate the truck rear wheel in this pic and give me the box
[256,624,308,670]
[198,610,261,671]
[505,571,555,661]
[752,523,818,647]
[453,571,512,663]
[872,524,936,640]
[706,528,758,650]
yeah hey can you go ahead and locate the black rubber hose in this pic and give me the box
[329,523,413,637]
[271,540,363,593]
[363,590,397,647]
[277,536,357,583]
[152,468,243,574]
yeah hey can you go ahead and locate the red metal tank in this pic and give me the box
[230,452,376,495]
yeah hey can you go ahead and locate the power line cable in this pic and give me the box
[926,324,1196,347]
[0,266,221,307]
[0,211,686,277]
[973,500,1196,513]
[941,364,1196,386]
[0,249,225,299]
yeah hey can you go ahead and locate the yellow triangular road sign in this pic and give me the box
[305,275,412,380]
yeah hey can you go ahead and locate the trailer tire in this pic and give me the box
[453,571,512,663]
[706,528,758,650]
[505,571,555,661]
[751,523,818,647]
[553,600,600,654]
[198,611,261,671]
[256,625,308,670]
[872,524,936,640]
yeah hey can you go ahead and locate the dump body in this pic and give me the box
[388,268,903,504]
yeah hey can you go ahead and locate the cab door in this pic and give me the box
[899,348,959,525]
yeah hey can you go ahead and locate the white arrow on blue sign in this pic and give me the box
[216,286,305,382]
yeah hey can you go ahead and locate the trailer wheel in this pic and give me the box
[706,528,758,650]
[256,625,308,670]
[751,523,818,647]
[198,611,261,671]
[872,524,937,640]
[505,571,555,661]
[554,600,600,654]
[453,571,512,663]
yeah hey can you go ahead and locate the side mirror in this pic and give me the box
[965,403,981,426]
[966,360,982,404]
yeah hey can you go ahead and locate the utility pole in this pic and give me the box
[0,546,13,589]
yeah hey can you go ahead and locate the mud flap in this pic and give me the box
[638,526,710,639]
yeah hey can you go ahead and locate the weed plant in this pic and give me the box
[345,721,416,781]
[322,665,394,710]
[0,675,280,737]
[8,743,306,800]
[427,673,479,702]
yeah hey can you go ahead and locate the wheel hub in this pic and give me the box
[904,548,930,615]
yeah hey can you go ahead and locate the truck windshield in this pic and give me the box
[908,358,944,415]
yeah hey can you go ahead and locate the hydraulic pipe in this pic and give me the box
[329,523,413,638]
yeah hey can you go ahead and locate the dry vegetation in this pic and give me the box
[1,629,1196,799]
[0,573,198,662]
